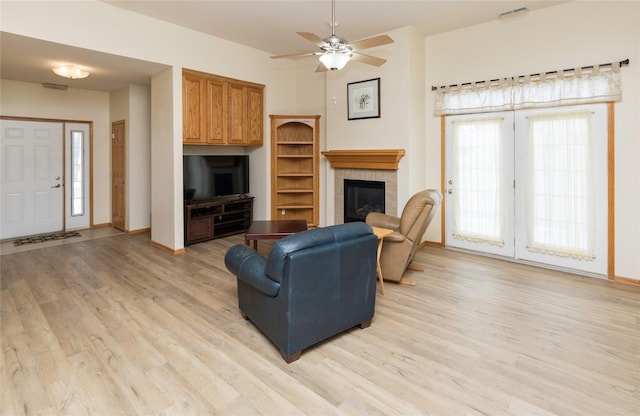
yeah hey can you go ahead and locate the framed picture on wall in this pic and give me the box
[347,78,380,120]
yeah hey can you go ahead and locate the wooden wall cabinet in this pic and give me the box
[270,115,320,227]
[182,72,207,144]
[182,69,264,146]
[245,85,265,146]
[205,77,226,145]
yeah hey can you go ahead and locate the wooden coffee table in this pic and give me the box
[245,220,308,250]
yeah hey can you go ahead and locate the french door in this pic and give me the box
[445,112,515,258]
[445,104,608,275]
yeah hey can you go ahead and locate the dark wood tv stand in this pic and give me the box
[184,195,254,246]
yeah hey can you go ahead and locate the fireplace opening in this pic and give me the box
[344,179,385,223]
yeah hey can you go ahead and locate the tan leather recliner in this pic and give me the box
[365,189,442,284]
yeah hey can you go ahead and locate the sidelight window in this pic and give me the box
[70,130,84,216]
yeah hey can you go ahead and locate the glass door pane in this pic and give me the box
[71,130,84,216]
[514,104,608,275]
[65,123,90,231]
[445,112,515,258]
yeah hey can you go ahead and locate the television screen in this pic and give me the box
[183,155,249,201]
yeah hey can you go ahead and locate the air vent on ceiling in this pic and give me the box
[42,83,68,90]
[499,6,528,19]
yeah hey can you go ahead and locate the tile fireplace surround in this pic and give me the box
[322,150,405,224]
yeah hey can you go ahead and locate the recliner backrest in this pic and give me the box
[399,190,442,242]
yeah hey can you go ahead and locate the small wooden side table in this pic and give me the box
[371,226,394,296]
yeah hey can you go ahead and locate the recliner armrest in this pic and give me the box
[383,231,407,242]
[224,245,280,297]
[366,212,401,231]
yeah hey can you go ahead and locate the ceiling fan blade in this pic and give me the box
[351,52,387,67]
[348,34,394,51]
[297,32,326,47]
[270,52,317,59]
[315,63,328,73]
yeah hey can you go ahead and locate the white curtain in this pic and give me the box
[525,111,595,260]
[434,63,622,115]
[435,80,513,115]
[452,117,505,246]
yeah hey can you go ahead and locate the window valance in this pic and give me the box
[434,61,625,116]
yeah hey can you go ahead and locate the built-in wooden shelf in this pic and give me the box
[321,149,406,170]
[271,115,320,226]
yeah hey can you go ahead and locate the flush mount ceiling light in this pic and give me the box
[52,65,90,79]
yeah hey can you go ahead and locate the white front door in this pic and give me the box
[1,120,64,239]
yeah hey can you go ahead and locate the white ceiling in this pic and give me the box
[0,32,170,92]
[1,1,567,92]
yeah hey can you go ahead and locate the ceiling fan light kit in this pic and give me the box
[320,51,351,71]
[271,0,393,72]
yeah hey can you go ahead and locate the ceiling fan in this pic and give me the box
[270,0,394,72]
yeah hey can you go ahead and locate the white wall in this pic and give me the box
[111,85,153,232]
[0,80,111,226]
[323,26,427,227]
[293,60,328,225]
[424,1,640,280]
[127,85,152,231]
[150,68,179,248]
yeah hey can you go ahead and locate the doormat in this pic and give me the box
[13,231,82,246]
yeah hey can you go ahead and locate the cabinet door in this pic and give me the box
[182,74,206,144]
[246,86,264,146]
[205,78,226,144]
[227,82,246,145]
[188,216,214,243]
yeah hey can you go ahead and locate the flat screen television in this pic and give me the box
[183,155,249,202]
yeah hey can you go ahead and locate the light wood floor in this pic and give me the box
[1,232,639,415]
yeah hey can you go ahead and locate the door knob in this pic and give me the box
[51,184,61,188]
[447,189,453,194]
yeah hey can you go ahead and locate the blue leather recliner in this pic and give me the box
[224,222,378,363]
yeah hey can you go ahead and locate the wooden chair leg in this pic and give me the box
[406,262,424,272]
